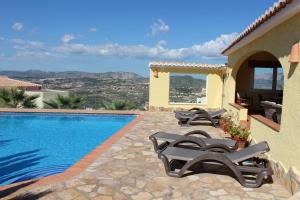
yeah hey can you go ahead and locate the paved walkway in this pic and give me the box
[1,112,292,200]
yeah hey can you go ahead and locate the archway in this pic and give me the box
[234,51,284,124]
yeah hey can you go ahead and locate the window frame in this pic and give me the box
[276,68,284,91]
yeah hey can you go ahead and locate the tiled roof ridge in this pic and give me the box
[149,61,226,69]
[222,0,294,54]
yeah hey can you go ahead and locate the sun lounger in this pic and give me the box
[158,141,273,188]
[175,108,226,127]
[174,108,205,116]
[149,130,238,153]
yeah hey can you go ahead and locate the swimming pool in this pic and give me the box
[0,112,136,186]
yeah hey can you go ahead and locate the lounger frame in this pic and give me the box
[158,140,273,188]
[175,109,225,127]
[149,130,238,153]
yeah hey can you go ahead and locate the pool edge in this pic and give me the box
[0,109,144,192]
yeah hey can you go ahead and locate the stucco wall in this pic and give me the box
[223,12,300,172]
[149,67,224,110]
[26,90,69,108]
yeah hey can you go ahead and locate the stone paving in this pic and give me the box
[1,112,292,200]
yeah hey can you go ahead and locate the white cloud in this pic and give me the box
[89,27,97,32]
[1,32,237,61]
[12,22,24,31]
[0,51,58,61]
[54,33,237,59]
[11,38,44,50]
[13,51,57,60]
[0,37,57,60]
[148,19,170,37]
[61,34,75,43]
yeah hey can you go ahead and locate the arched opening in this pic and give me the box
[235,51,283,125]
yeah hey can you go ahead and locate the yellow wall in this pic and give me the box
[149,67,224,110]
[223,12,300,172]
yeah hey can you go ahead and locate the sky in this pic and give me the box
[0,0,278,76]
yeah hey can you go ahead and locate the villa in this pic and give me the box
[0,76,69,108]
[1,0,300,199]
[149,0,300,196]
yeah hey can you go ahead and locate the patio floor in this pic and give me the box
[1,111,292,200]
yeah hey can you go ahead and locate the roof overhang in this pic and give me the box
[149,61,226,71]
[222,0,300,56]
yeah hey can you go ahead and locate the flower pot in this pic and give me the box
[237,140,247,148]
[232,136,247,148]
[220,123,225,131]
[223,124,229,134]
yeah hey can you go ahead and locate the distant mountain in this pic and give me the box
[255,72,273,80]
[170,75,206,88]
[0,70,145,80]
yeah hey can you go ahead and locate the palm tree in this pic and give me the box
[44,95,84,109]
[0,88,39,108]
[100,100,136,110]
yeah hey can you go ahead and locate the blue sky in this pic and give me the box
[0,0,277,76]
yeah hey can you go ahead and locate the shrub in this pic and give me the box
[0,88,39,108]
[100,100,137,110]
[44,95,84,109]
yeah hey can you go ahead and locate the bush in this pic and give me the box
[100,100,137,110]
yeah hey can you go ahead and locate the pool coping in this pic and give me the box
[0,108,144,192]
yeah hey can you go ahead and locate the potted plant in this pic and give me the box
[228,124,250,148]
[228,124,239,139]
[237,127,251,148]
[219,114,233,133]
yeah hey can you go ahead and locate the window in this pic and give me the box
[253,68,273,90]
[276,68,284,91]
[253,67,283,90]
[169,73,207,104]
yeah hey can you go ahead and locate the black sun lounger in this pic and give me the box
[149,130,238,153]
[175,108,226,127]
[158,141,273,188]
[174,108,205,116]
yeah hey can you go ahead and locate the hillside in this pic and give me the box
[0,70,149,109]
[0,70,144,80]
[0,70,209,109]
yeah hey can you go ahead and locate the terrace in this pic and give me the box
[0,111,291,199]
[1,0,300,199]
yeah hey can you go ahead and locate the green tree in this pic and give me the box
[44,95,84,109]
[0,88,39,108]
[100,100,137,110]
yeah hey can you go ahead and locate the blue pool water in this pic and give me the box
[0,112,136,186]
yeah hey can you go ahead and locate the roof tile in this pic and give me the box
[222,0,294,54]
[149,61,226,70]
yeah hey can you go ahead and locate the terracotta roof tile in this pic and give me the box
[0,76,42,90]
[149,61,226,70]
[222,0,294,54]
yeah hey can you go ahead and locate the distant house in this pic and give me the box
[0,76,69,108]
[0,76,42,90]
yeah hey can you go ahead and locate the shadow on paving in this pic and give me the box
[9,190,53,200]
[173,161,273,186]
[0,181,53,200]
[0,181,36,198]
